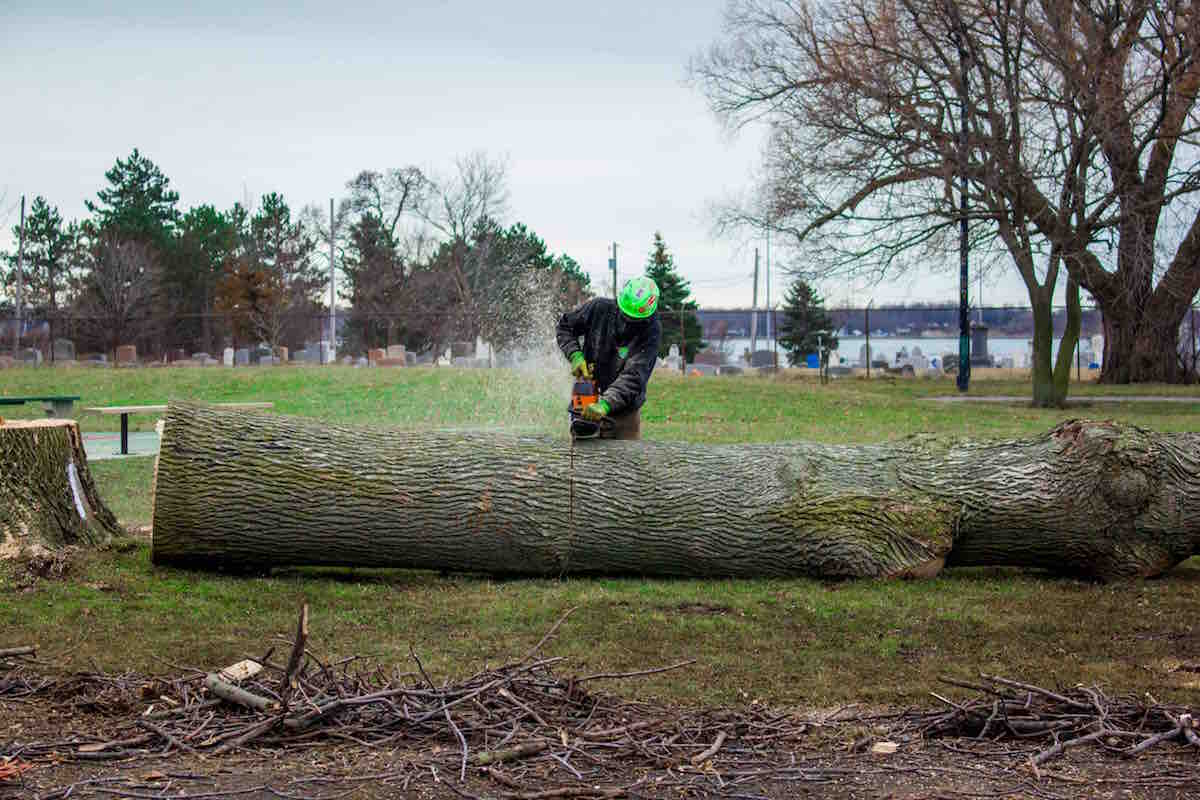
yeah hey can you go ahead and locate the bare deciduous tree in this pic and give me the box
[77,235,163,358]
[693,0,1200,390]
[346,166,430,242]
[341,167,436,350]
[420,151,510,243]
[419,152,512,343]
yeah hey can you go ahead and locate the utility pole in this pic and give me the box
[609,242,618,301]
[328,198,336,364]
[12,195,25,357]
[954,17,972,393]
[750,248,759,357]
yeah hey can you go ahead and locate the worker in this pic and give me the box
[556,275,662,440]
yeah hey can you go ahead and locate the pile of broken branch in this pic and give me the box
[913,674,1200,771]
[3,605,1198,799]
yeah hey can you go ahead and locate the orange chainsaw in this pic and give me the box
[569,373,613,439]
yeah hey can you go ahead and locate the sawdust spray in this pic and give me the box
[463,272,577,437]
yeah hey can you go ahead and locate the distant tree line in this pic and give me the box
[1,149,592,360]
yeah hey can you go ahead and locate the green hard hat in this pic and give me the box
[618,276,660,319]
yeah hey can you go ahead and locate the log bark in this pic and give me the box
[150,403,1200,581]
[1,419,121,557]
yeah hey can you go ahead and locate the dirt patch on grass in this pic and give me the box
[674,602,731,615]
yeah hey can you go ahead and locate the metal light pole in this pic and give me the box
[865,299,873,379]
[766,223,775,365]
[750,248,759,357]
[954,20,972,393]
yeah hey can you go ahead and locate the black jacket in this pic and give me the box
[556,298,661,415]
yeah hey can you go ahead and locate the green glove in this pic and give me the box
[570,351,593,378]
[582,399,610,420]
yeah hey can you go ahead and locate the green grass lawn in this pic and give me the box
[3,365,1199,707]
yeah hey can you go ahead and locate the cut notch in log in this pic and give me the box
[150,403,1200,581]
[1,418,121,558]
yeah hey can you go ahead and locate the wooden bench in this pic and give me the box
[0,395,81,418]
[83,403,274,455]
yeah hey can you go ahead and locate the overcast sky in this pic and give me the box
[2,0,1037,308]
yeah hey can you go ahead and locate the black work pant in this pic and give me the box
[602,408,641,440]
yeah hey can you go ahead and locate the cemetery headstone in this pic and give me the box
[970,323,991,367]
[235,348,250,366]
[116,345,137,365]
[223,347,235,367]
[663,343,683,372]
[750,350,777,368]
[20,347,43,365]
[53,338,75,362]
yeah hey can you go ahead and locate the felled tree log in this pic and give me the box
[150,404,1200,580]
[1,419,121,557]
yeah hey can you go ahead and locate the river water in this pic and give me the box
[709,335,1105,367]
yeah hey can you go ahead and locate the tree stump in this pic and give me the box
[150,403,1200,580]
[1,419,121,558]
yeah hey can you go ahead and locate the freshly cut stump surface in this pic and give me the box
[150,403,1200,580]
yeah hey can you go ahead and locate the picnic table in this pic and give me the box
[0,395,81,418]
[83,402,274,455]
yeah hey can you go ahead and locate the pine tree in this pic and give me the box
[643,232,703,362]
[85,149,180,250]
[3,196,75,313]
[779,278,837,366]
[171,205,239,352]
